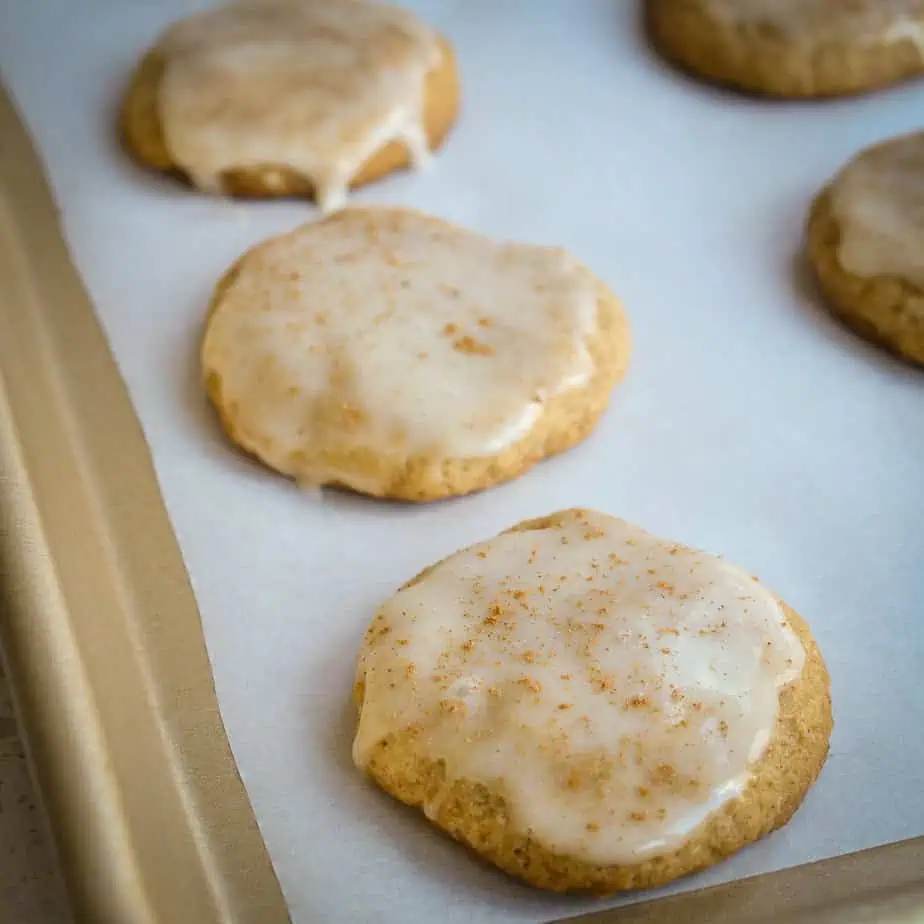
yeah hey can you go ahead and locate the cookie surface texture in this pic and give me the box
[646,0,924,98]
[807,131,924,365]
[201,209,630,501]
[121,0,459,211]
[353,509,832,893]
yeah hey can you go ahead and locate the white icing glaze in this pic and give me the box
[707,0,924,43]
[201,209,601,489]
[353,510,805,865]
[830,132,924,288]
[884,16,924,54]
[156,0,441,211]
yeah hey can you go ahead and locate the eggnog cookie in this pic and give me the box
[807,132,924,365]
[646,0,924,98]
[353,509,832,893]
[121,0,459,211]
[201,209,629,501]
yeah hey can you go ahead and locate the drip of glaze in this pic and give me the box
[156,0,441,211]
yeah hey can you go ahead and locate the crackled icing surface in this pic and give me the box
[201,210,601,489]
[156,0,441,211]
[830,132,924,288]
[353,510,805,865]
[706,0,924,45]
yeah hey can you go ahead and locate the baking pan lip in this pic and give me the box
[0,81,291,924]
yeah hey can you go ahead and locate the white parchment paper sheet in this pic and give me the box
[3,1,924,921]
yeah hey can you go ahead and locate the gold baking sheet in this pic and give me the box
[0,83,290,924]
[1,39,923,924]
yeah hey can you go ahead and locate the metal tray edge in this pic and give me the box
[0,82,290,924]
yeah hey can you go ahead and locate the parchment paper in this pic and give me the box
[2,2,924,921]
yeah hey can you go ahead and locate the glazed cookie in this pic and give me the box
[807,132,924,365]
[646,0,924,98]
[121,0,459,211]
[201,208,629,501]
[353,509,832,893]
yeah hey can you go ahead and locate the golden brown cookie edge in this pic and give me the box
[201,210,631,503]
[353,509,833,893]
[645,0,924,99]
[119,33,460,197]
[807,186,924,365]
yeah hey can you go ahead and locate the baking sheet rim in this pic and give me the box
[0,81,291,924]
[0,79,921,924]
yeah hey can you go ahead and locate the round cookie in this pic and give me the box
[201,208,630,501]
[120,0,460,211]
[807,131,924,365]
[646,0,924,98]
[353,509,832,893]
